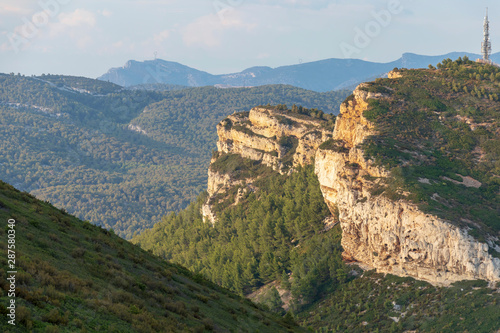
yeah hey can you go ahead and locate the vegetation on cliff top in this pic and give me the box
[360,57,500,240]
[264,104,336,130]
[0,180,302,332]
[210,152,274,181]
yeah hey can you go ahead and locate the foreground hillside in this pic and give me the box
[0,73,349,238]
[0,180,302,332]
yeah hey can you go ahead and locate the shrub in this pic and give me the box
[17,306,32,328]
[42,308,68,325]
[71,247,86,258]
[202,318,215,330]
[319,139,348,153]
[45,325,60,333]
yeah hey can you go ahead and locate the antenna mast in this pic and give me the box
[482,8,492,62]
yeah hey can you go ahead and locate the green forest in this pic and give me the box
[0,73,350,238]
[133,165,344,298]
[133,159,500,332]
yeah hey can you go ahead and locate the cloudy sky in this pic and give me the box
[0,0,498,78]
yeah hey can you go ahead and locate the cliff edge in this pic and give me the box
[315,67,500,285]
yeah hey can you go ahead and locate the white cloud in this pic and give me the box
[76,35,93,49]
[21,9,99,51]
[0,40,12,52]
[99,9,112,17]
[97,38,136,56]
[0,5,26,14]
[58,9,96,28]
[112,40,124,49]
[182,10,256,48]
[154,30,170,43]
[45,9,97,41]
[251,0,332,10]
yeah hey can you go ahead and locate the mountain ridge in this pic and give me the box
[98,52,500,92]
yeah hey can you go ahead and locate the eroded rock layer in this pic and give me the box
[217,107,332,172]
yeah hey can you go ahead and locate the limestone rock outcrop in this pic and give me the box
[202,106,333,223]
[315,83,500,286]
[201,83,500,286]
[216,107,332,172]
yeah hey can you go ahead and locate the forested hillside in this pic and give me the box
[0,180,301,332]
[133,159,500,332]
[133,165,343,296]
[0,73,349,238]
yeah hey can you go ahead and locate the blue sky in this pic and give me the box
[0,0,498,78]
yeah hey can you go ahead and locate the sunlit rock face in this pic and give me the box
[315,83,500,286]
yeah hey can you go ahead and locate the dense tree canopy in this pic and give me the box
[132,165,344,299]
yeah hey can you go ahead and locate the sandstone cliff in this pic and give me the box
[315,82,500,286]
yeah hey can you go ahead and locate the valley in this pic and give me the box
[0,73,348,238]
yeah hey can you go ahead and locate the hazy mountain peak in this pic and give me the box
[99,52,498,92]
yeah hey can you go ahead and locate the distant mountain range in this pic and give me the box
[98,52,500,92]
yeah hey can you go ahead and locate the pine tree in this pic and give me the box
[266,287,284,314]
[281,270,291,290]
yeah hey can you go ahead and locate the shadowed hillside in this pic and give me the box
[0,180,303,332]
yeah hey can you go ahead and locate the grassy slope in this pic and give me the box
[0,180,303,332]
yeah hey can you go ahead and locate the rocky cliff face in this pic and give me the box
[216,107,332,172]
[315,83,500,286]
[202,76,500,286]
[201,167,233,224]
[203,107,333,224]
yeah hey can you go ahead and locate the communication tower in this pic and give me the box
[481,8,492,62]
